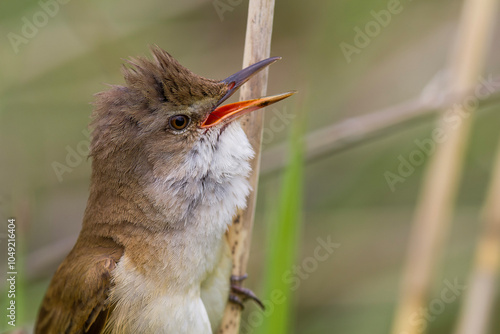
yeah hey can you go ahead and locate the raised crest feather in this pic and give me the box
[122,45,227,106]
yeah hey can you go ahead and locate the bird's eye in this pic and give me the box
[169,115,190,131]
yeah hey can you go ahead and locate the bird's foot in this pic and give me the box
[229,274,264,310]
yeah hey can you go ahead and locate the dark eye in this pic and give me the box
[169,115,190,131]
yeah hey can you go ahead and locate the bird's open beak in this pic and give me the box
[200,57,296,128]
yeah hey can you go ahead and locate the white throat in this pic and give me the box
[146,120,254,231]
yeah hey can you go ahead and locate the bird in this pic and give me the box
[35,45,294,334]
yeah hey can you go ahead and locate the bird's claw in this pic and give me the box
[229,274,265,310]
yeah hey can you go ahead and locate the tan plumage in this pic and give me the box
[36,46,291,334]
[36,237,123,333]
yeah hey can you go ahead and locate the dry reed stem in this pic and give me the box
[453,139,500,334]
[391,0,498,333]
[218,0,276,333]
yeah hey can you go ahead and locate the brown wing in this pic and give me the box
[35,237,123,334]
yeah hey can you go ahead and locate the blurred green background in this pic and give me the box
[1,0,500,333]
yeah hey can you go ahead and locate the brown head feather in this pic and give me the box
[89,46,229,161]
[123,46,227,107]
